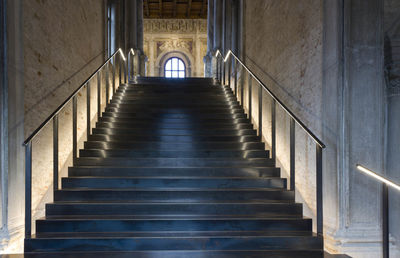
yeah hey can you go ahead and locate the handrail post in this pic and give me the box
[112,56,116,93]
[131,54,136,78]
[53,115,58,191]
[316,144,323,236]
[290,117,295,191]
[258,83,262,137]
[97,72,101,120]
[127,53,131,81]
[72,96,77,164]
[234,60,238,96]
[106,63,110,104]
[218,57,222,83]
[25,142,32,239]
[119,55,122,86]
[383,183,389,258]
[86,82,91,138]
[240,67,244,106]
[228,57,231,89]
[215,56,219,82]
[248,74,252,122]
[125,56,128,83]
[223,59,226,85]
[271,99,276,162]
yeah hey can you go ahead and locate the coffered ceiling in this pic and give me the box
[144,0,207,19]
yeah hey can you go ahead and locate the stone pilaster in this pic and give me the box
[126,0,147,76]
[204,0,214,77]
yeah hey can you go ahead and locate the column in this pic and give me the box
[125,0,147,76]
[322,0,386,256]
[203,0,214,77]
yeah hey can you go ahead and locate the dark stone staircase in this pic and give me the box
[25,77,324,257]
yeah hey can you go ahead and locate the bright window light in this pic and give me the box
[165,57,185,78]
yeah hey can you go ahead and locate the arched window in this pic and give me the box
[164,57,185,78]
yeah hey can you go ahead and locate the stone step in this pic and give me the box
[68,167,280,178]
[83,141,264,151]
[36,217,311,233]
[54,189,293,202]
[95,121,253,130]
[45,202,303,217]
[61,177,286,189]
[74,157,274,167]
[20,250,326,258]
[25,233,322,252]
[88,134,260,142]
[101,111,247,119]
[79,149,268,158]
[91,128,256,137]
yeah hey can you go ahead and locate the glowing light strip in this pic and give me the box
[118,48,126,61]
[129,49,135,56]
[224,50,232,62]
[356,164,400,191]
[215,49,222,57]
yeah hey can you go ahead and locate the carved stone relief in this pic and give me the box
[144,19,207,34]
[157,39,193,56]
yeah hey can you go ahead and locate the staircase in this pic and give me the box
[25,77,324,257]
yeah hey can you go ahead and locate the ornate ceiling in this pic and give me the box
[143,0,207,19]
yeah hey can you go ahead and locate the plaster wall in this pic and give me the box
[384,0,400,256]
[3,0,107,253]
[242,1,387,257]
[242,0,323,232]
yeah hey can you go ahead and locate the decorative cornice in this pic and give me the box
[144,19,207,34]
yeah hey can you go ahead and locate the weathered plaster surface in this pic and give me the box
[243,1,387,257]
[23,0,105,136]
[243,0,323,232]
[2,0,106,253]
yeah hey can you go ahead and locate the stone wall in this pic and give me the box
[242,0,323,232]
[143,19,207,77]
[384,0,400,256]
[241,1,388,257]
[3,0,107,253]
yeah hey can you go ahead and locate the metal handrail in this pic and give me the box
[215,49,324,237]
[215,49,325,148]
[356,164,396,258]
[23,48,134,239]
[23,48,127,146]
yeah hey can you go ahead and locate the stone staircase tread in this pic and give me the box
[33,231,318,238]
[38,216,311,221]
[26,79,322,254]
[56,187,289,191]
[44,214,304,220]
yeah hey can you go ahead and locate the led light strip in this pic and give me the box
[356,164,400,191]
[118,48,127,61]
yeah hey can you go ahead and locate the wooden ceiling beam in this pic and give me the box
[187,0,192,18]
[144,0,150,18]
[201,0,207,17]
[173,0,177,17]
[159,0,162,18]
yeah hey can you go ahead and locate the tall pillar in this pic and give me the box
[208,0,223,79]
[204,0,214,77]
[213,0,222,51]
[125,0,147,76]
[231,0,238,54]
[322,0,386,256]
[224,0,232,83]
